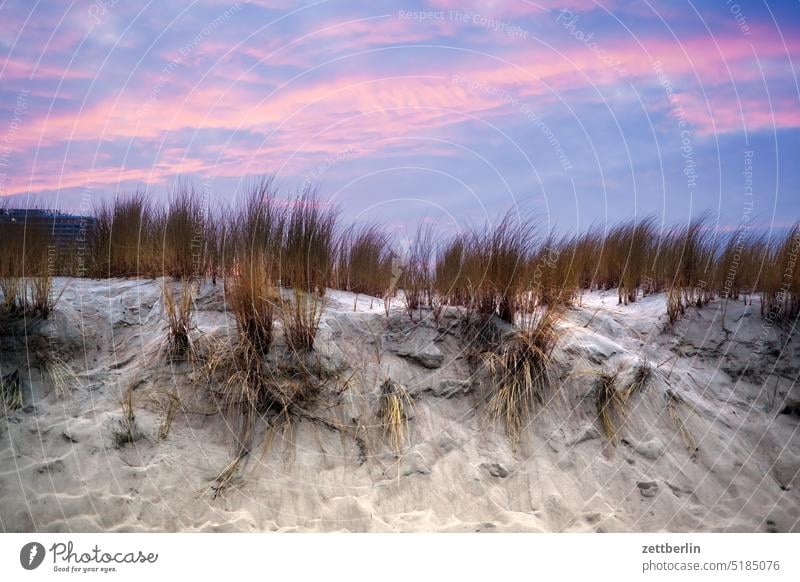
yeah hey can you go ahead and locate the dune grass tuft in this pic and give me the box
[762,224,800,322]
[161,186,208,279]
[203,338,317,496]
[477,214,535,323]
[40,354,78,399]
[0,204,61,320]
[90,192,155,277]
[162,279,196,361]
[111,381,138,448]
[210,451,248,498]
[666,390,698,456]
[229,257,276,356]
[280,187,338,293]
[527,233,579,307]
[220,180,282,360]
[1,370,22,411]
[434,234,468,306]
[9,182,798,331]
[202,183,291,494]
[0,277,25,317]
[662,217,716,324]
[336,224,393,306]
[151,390,181,440]
[281,289,324,352]
[29,254,61,318]
[483,306,559,445]
[403,223,435,320]
[594,370,625,443]
[378,378,412,455]
[625,359,653,399]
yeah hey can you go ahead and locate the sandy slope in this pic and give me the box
[0,277,798,532]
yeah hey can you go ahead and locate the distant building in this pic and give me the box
[0,208,95,251]
[0,208,97,274]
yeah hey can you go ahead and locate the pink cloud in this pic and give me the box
[424,0,609,16]
[0,56,92,81]
[184,15,459,71]
[2,12,797,198]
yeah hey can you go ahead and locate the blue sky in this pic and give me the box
[0,0,798,237]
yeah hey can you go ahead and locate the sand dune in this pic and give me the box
[1,277,798,532]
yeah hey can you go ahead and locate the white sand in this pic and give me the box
[0,277,798,532]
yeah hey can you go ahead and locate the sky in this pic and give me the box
[0,0,798,237]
